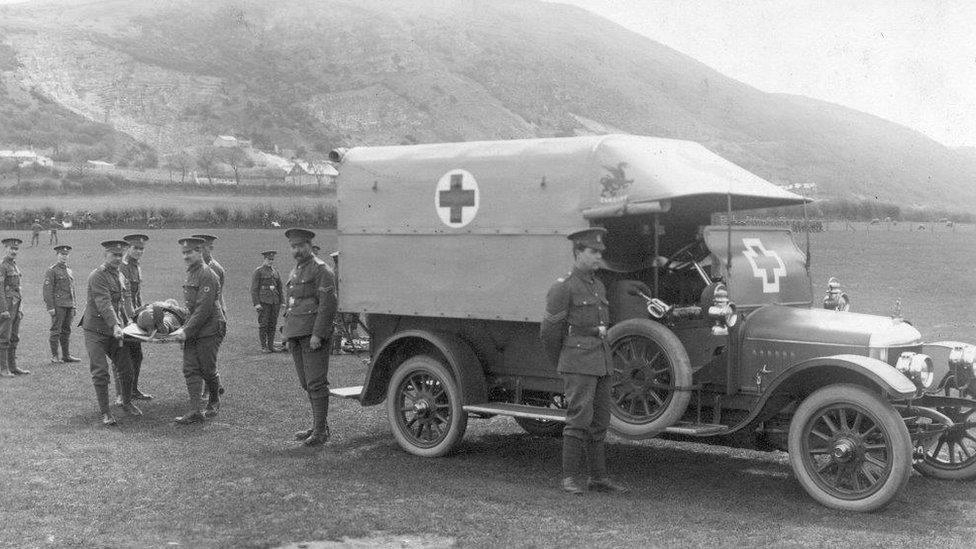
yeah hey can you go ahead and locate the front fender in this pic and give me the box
[360,329,487,406]
[767,354,917,400]
[733,354,917,432]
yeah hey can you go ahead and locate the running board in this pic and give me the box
[330,385,363,400]
[463,402,567,421]
[463,402,729,436]
[665,421,729,436]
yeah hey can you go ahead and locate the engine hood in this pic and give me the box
[741,305,923,348]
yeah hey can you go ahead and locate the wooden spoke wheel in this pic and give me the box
[914,376,976,480]
[386,356,467,457]
[788,384,912,512]
[607,319,692,439]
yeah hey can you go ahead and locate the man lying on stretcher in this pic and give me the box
[122,299,189,341]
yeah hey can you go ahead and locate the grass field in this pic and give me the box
[0,193,330,212]
[1,228,975,548]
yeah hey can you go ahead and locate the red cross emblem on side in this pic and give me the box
[435,169,480,228]
[742,237,787,294]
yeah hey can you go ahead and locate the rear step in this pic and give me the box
[463,402,729,436]
[329,385,364,400]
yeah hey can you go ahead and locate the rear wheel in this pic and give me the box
[386,355,467,457]
[607,319,692,439]
[788,384,912,512]
[914,376,976,480]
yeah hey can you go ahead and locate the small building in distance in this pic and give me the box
[0,149,54,168]
[285,161,339,186]
[213,135,252,149]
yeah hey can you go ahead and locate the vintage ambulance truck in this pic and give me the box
[328,134,976,511]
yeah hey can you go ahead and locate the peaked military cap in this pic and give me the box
[101,240,128,254]
[54,245,72,253]
[122,234,150,247]
[284,228,315,244]
[261,250,277,258]
[567,227,607,251]
[190,234,218,243]
[1,237,23,247]
[178,237,206,251]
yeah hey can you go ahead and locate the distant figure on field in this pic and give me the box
[48,217,59,245]
[251,250,284,353]
[43,245,80,364]
[30,219,42,247]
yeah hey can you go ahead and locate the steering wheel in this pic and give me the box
[663,240,710,271]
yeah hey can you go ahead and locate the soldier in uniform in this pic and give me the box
[282,228,337,446]
[43,244,81,364]
[83,240,140,425]
[169,237,224,424]
[48,216,59,245]
[1,237,28,377]
[191,234,226,398]
[29,220,42,247]
[118,234,153,402]
[540,227,628,495]
[251,250,284,352]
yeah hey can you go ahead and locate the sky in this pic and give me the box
[552,0,976,148]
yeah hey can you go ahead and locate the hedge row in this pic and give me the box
[0,204,336,229]
[0,171,332,196]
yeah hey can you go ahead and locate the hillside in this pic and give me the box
[0,0,974,210]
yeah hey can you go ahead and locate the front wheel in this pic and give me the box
[913,376,976,480]
[386,355,467,457]
[788,384,912,512]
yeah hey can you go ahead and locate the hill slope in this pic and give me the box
[0,0,973,209]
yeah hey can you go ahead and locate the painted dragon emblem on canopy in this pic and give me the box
[599,162,634,198]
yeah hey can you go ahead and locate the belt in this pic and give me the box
[568,325,607,338]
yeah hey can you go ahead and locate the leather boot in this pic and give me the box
[203,379,221,418]
[131,362,152,400]
[176,379,205,424]
[0,348,12,377]
[50,339,62,363]
[95,385,117,426]
[302,396,331,446]
[587,440,628,493]
[61,335,80,362]
[118,366,141,416]
[8,347,29,375]
[561,436,586,494]
[294,428,314,441]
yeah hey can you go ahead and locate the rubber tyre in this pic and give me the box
[788,384,912,512]
[386,355,467,458]
[913,376,976,480]
[607,318,692,439]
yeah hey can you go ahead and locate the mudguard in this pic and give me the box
[735,354,917,431]
[359,330,488,407]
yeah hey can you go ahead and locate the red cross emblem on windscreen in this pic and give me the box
[742,238,787,293]
[435,169,480,228]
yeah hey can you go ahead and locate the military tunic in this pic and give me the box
[0,257,23,370]
[251,263,283,348]
[43,262,75,358]
[181,261,223,387]
[283,256,337,398]
[82,264,134,389]
[119,258,145,394]
[540,267,613,445]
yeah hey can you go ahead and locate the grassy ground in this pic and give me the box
[0,228,975,548]
[0,193,329,212]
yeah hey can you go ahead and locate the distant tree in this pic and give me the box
[166,150,194,183]
[217,147,253,185]
[0,159,20,185]
[196,147,218,184]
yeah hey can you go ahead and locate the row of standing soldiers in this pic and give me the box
[0,229,337,447]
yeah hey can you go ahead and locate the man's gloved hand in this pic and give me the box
[254,304,262,311]
[169,328,186,341]
[48,309,56,317]
[310,335,322,350]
